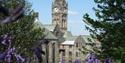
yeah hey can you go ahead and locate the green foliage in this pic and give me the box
[83,0,125,61]
[0,0,44,58]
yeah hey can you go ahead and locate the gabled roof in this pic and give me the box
[80,35,96,43]
[44,29,57,40]
[43,24,56,32]
[66,36,77,41]
[63,31,77,41]
[63,31,73,38]
[61,41,75,45]
[34,19,57,40]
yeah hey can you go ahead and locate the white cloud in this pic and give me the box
[68,10,79,15]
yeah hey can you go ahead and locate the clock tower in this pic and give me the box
[52,0,68,32]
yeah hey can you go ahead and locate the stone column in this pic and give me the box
[48,42,53,63]
[54,42,59,63]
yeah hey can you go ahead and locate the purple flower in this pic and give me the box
[3,47,25,63]
[74,59,81,63]
[15,54,25,62]
[0,33,25,63]
[85,52,100,63]
[61,58,65,63]
[0,33,12,46]
[4,48,15,63]
[104,58,112,63]
[0,52,6,60]
[34,47,45,62]
[7,48,15,54]
[93,59,99,63]
[5,54,12,63]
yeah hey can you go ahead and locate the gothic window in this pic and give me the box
[62,51,65,56]
[65,21,67,28]
[62,45,64,47]
[62,20,64,28]
[64,8,67,13]
[69,51,72,56]
[62,20,65,28]
[69,45,72,48]
[76,52,78,57]
[69,60,72,63]
[52,43,55,63]
[52,0,68,30]
[62,14,65,19]
[76,43,78,47]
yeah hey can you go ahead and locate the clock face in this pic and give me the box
[54,8,59,12]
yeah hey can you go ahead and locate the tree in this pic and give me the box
[83,0,125,62]
[0,0,44,62]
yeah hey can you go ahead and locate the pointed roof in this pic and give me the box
[79,35,97,43]
[62,41,75,45]
[63,31,77,41]
[61,31,77,45]
[34,19,57,40]
[63,31,73,38]
[43,24,56,32]
[44,29,57,40]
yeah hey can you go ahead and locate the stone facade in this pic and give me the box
[59,34,101,63]
[59,41,75,63]
[34,19,60,63]
[52,0,68,33]
[33,0,101,63]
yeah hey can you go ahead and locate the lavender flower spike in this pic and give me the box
[104,58,112,63]
[5,48,15,63]
[1,33,12,46]
[85,52,100,63]
[0,52,6,61]
[15,54,25,62]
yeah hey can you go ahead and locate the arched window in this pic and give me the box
[76,52,78,57]
[52,43,55,63]
[69,51,72,56]
[76,43,78,47]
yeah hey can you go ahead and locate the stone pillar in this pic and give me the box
[48,42,53,63]
[47,41,59,63]
[55,42,59,63]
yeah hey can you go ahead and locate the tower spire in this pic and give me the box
[52,0,68,32]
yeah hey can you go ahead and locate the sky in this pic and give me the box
[29,0,96,36]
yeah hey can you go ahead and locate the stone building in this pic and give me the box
[74,35,101,62]
[59,31,77,63]
[33,0,101,63]
[34,19,59,63]
[59,34,101,63]
[52,0,68,33]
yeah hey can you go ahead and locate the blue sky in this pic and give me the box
[29,0,96,36]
